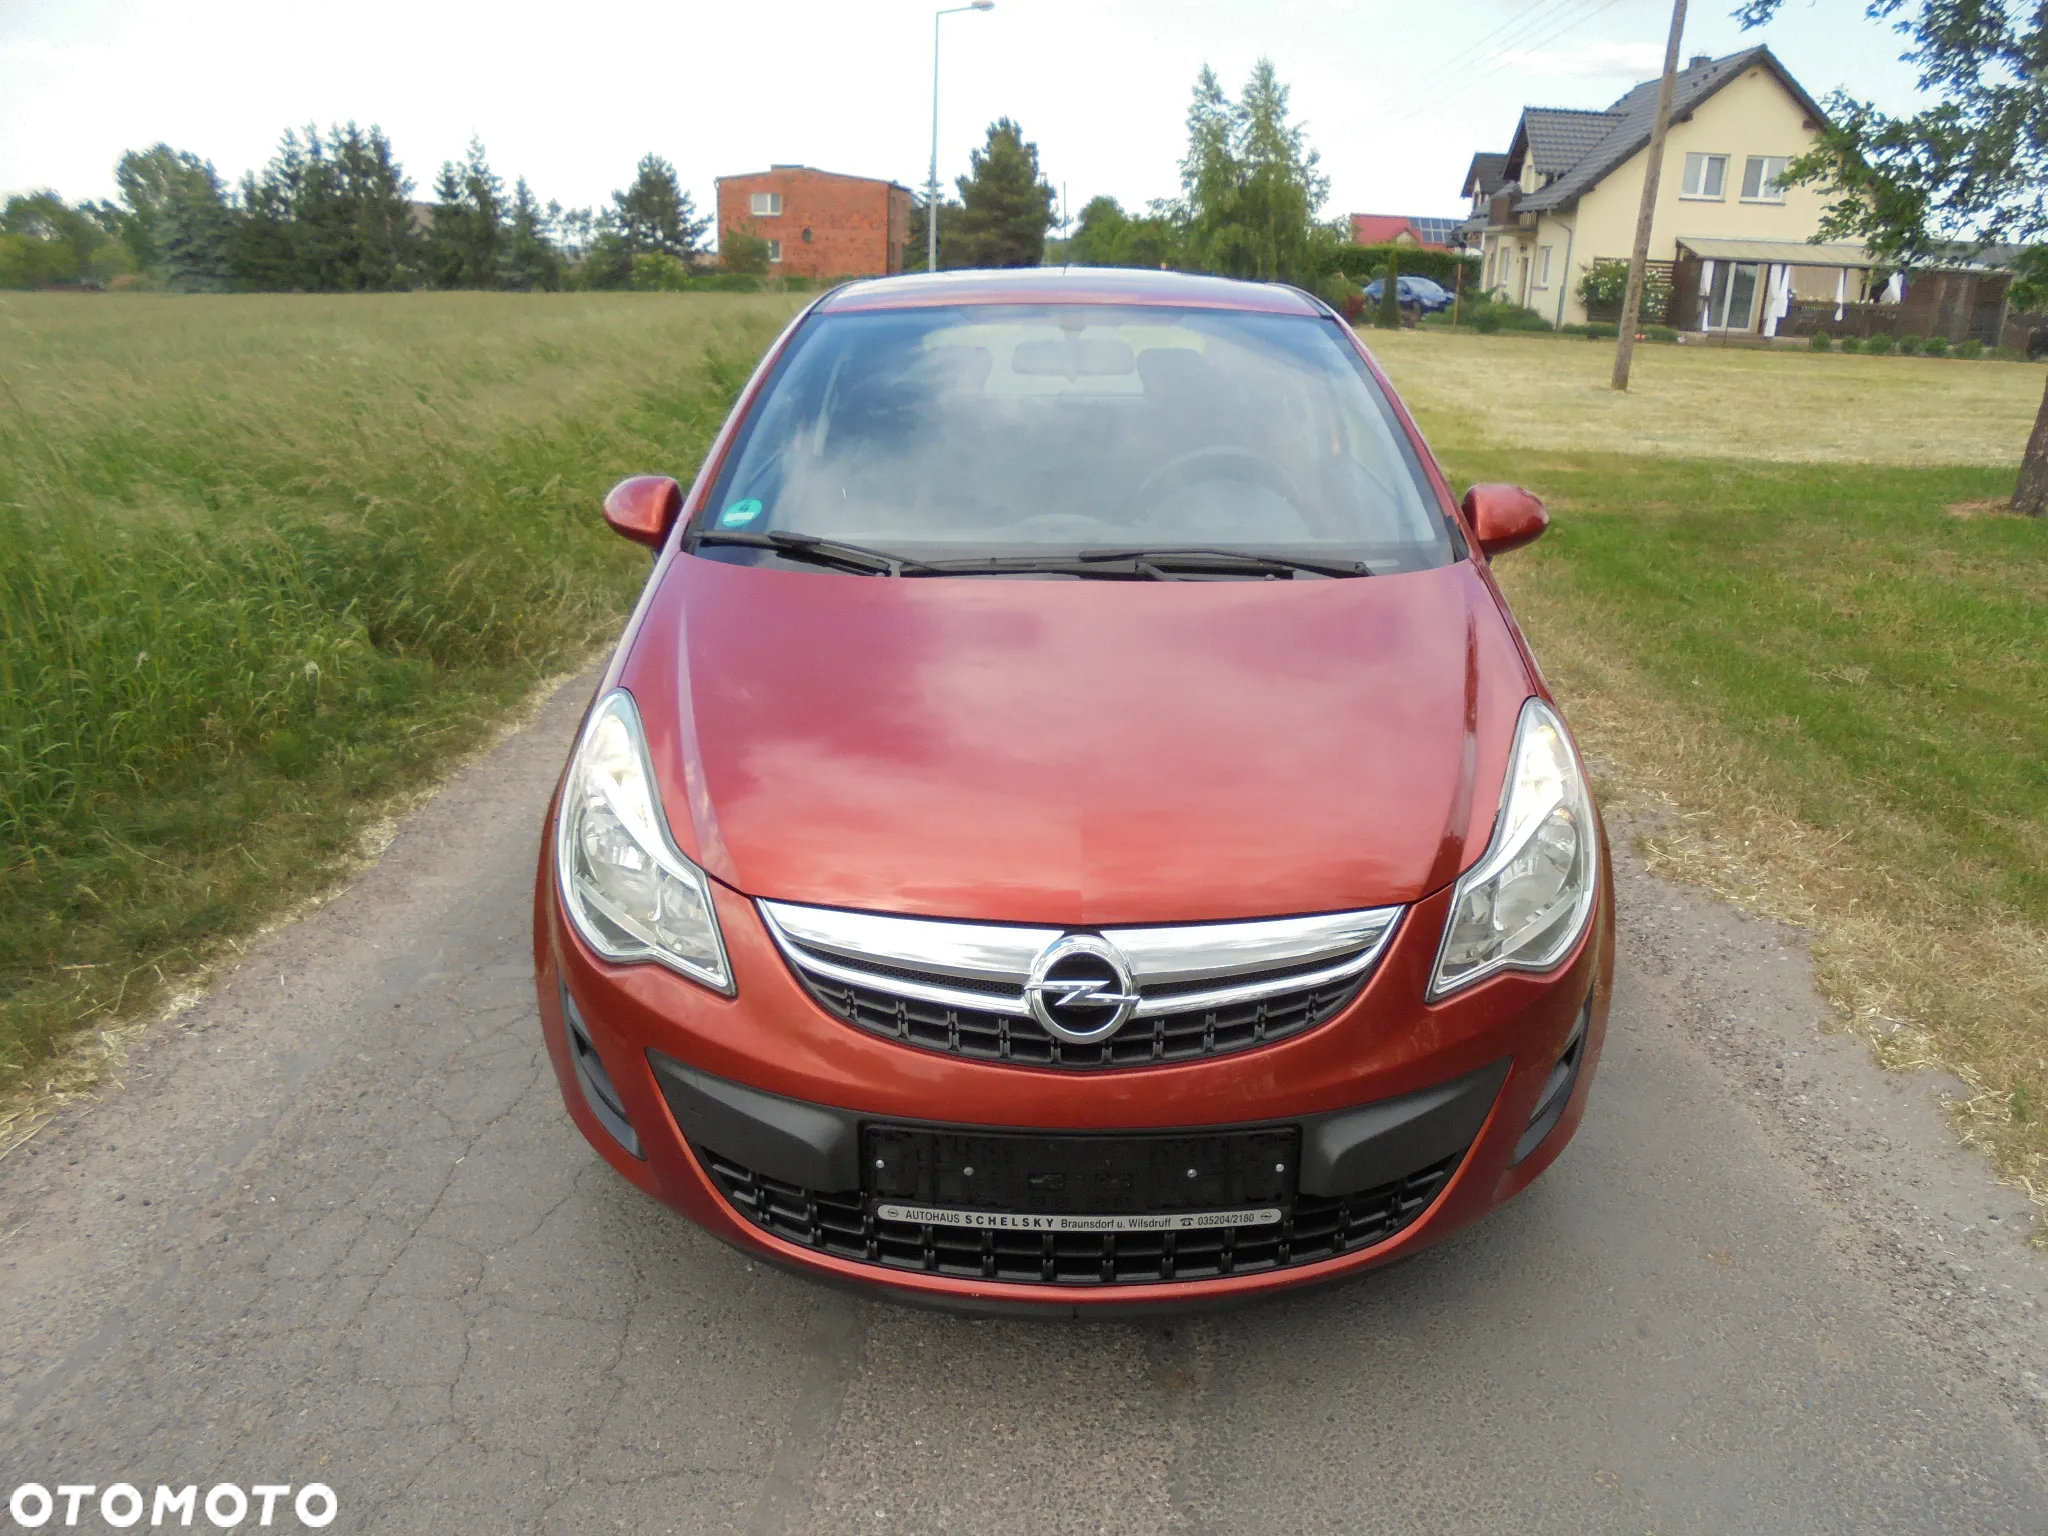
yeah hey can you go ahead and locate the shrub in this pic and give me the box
[629,252,690,292]
[1956,339,1984,359]
[721,226,771,275]
[1575,257,1674,323]
[1897,333,1922,355]
[1840,335,1863,353]
[1809,331,1832,351]
[1454,295,1553,333]
[1864,333,1895,354]
[1376,253,1401,330]
[1643,325,1678,343]
[1989,345,2024,360]
[688,272,762,293]
[1316,270,1363,320]
[1922,335,1950,357]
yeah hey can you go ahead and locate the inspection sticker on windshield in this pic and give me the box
[719,498,764,527]
[875,1204,1283,1233]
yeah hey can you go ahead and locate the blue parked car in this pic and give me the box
[1363,275,1454,313]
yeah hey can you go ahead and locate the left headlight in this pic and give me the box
[556,689,732,993]
[1429,697,1598,1000]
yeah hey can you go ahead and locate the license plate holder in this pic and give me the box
[863,1124,1298,1216]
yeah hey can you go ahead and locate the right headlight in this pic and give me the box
[1429,697,1598,1000]
[555,689,732,993]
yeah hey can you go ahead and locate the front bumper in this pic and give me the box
[533,827,1613,1311]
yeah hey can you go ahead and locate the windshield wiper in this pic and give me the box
[1077,548,1370,579]
[688,529,937,577]
[907,548,1369,580]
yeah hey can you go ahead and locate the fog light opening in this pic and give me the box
[1511,999,1591,1166]
[562,985,643,1158]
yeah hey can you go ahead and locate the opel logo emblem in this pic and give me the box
[1024,934,1141,1044]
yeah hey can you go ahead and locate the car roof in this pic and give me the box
[819,266,1326,315]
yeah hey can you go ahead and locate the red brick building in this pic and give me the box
[714,166,914,280]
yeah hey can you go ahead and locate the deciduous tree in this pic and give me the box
[0,192,130,288]
[1169,60,1341,287]
[1068,196,1181,269]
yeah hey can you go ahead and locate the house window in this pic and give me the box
[1741,155,1789,202]
[1535,245,1554,288]
[750,191,783,217]
[1681,153,1728,199]
[1700,261,1763,330]
[765,239,782,264]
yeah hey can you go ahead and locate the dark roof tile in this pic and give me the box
[1522,108,1623,175]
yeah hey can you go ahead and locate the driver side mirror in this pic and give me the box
[603,475,683,550]
[1461,484,1548,558]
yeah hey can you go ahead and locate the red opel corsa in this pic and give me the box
[534,268,1611,1310]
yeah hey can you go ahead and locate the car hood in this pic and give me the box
[618,555,1535,927]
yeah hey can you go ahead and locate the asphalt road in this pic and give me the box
[4,673,2047,1534]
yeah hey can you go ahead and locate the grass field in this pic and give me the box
[7,298,2046,1207]
[0,291,804,1099]
[1370,329,2048,1207]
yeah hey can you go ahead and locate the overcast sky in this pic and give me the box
[3,0,1928,230]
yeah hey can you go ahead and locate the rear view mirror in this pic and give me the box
[1461,484,1548,558]
[603,475,683,549]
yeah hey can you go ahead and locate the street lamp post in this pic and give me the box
[929,0,993,273]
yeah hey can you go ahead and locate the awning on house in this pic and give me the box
[1674,235,1874,267]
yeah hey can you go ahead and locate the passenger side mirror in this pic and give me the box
[1461,484,1548,558]
[603,475,683,550]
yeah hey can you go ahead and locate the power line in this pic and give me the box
[1368,0,1638,138]
[1353,0,1609,133]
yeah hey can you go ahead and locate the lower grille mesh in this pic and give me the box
[701,1149,1459,1286]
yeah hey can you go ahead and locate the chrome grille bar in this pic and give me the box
[759,901,1402,1023]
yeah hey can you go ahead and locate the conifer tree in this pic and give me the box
[612,155,707,261]
[503,178,563,291]
[1377,252,1401,329]
[422,138,507,288]
[904,196,961,271]
[333,124,418,290]
[948,119,1055,269]
[115,145,234,289]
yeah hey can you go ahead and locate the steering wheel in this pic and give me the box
[1134,445,1300,511]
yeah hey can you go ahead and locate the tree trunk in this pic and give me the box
[2011,369,2048,516]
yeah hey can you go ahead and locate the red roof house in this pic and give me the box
[1349,214,1456,249]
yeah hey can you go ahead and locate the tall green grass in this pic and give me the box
[0,292,801,1091]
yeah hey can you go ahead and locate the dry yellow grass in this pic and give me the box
[1366,328,2045,467]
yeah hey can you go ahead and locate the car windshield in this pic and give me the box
[696,303,1457,576]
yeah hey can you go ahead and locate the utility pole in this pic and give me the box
[1611,0,1687,392]
[928,1,994,273]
